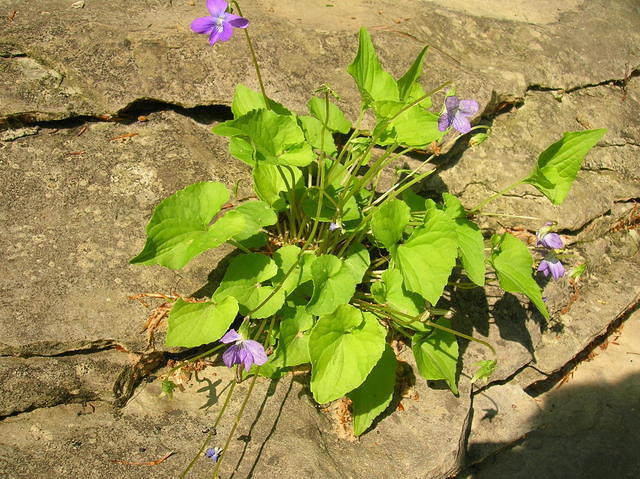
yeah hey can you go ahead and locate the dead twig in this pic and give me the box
[111,451,175,466]
[109,132,139,142]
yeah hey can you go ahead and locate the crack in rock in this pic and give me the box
[0,396,108,421]
[525,295,640,397]
[1,98,232,130]
[525,68,639,95]
[0,339,125,358]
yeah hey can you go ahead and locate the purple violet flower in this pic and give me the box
[220,329,267,371]
[536,222,564,249]
[537,232,564,249]
[329,222,340,232]
[537,255,566,280]
[438,96,479,134]
[191,0,249,46]
[204,446,222,462]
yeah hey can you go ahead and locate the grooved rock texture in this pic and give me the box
[1,0,639,478]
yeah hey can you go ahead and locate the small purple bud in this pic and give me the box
[329,222,340,232]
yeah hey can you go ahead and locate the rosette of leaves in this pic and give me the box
[131,28,605,436]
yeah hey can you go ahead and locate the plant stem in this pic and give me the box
[179,379,237,479]
[354,299,497,357]
[212,372,259,478]
[228,239,252,254]
[469,179,526,213]
[231,1,268,101]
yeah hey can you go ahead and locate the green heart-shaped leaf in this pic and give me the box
[524,129,606,205]
[371,268,427,331]
[165,297,239,348]
[214,253,285,319]
[371,198,411,250]
[130,182,245,269]
[343,243,371,284]
[310,305,386,403]
[412,318,459,394]
[252,163,303,210]
[442,193,486,286]
[394,208,458,304]
[348,345,397,436]
[490,233,549,319]
[272,245,316,295]
[277,305,314,367]
[307,97,351,133]
[347,28,399,107]
[214,109,314,167]
[231,200,277,241]
[306,255,357,316]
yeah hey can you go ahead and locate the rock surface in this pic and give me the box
[1,0,639,478]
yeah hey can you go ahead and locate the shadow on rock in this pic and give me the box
[492,293,544,360]
[230,377,292,479]
[460,372,640,479]
[191,249,242,299]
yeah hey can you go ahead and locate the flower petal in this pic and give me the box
[444,95,460,112]
[226,13,249,28]
[220,329,241,344]
[452,113,472,134]
[239,349,254,372]
[208,27,224,45]
[191,16,215,34]
[222,344,240,368]
[548,259,565,280]
[206,0,228,16]
[458,99,479,116]
[537,260,550,276]
[438,112,451,132]
[217,21,235,43]
[244,339,268,366]
[540,233,564,249]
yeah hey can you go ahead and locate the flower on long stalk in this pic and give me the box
[191,0,249,46]
[220,328,267,371]
[438,95,479,134]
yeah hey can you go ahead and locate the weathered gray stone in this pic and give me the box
[465,383,542,466]
[0,353,471,479]
[2,0,639,125]
[461,311,640,479]
[0,110,250,352]
[0,350,129,418]
[452,285,544,384]
[424,82,640,233]
[1,1,639,478]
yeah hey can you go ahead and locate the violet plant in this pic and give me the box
[130,1,606,475]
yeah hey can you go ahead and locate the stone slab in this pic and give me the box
[461,311,640,479]
[2,0,639,124]
[0,110,250,351]
[0,350,472,479]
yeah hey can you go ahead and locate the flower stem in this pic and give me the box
[353,299,497,357]
[231,1,268,101]
[212,372,260,478]
[469,179,526,213]
[179,379,237,479]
